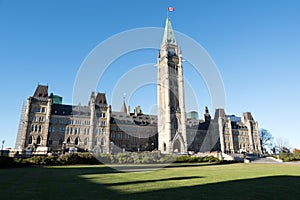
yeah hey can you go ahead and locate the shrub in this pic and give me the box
[200,155,220,163]
[279,152,300,162]
[57,153,100,165]
[175,155,200,163]
[25,156,57,165]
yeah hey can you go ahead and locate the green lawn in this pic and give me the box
[1,163,300,200]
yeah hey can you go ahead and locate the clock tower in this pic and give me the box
[157,18,187,154]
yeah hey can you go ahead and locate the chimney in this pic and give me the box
[127,105,130,116]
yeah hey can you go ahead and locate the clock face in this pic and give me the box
[168,48,175,56]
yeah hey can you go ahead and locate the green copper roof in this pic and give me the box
[161,18,177,46]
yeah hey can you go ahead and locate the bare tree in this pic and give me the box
[259,129,275,154]
[276,138,290,153]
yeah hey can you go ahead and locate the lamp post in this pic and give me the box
[62,142,66,154]
[1,140,5,156]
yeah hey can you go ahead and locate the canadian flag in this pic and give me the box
[168,7,174,12]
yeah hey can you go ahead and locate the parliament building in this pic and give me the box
[15,18,262,156]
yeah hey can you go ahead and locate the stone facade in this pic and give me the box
[15,86,262,155]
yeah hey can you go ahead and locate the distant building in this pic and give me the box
[186,111,199,120]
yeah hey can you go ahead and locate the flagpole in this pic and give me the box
[167,8,169,19]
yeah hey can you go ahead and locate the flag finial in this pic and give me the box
[167,6,174,18]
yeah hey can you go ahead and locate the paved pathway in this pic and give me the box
[249,157,282,164]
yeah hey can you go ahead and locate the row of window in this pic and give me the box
[48,126,107,136]
[50,118,90,125]
[96,128,105,135]
[31,106,46,113]
[32,116,45,122]
[66,127,88,135]
[110,126,155,132]
[96,113,106,118]
[110,133,135,140]
[49,119,107,126]
[31,124,42,132]
[49,126,65,133]
[28,135,42,145]
[98,121,107,126]
[65,137,105,146]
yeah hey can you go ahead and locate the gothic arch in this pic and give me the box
[28,135,33,144]
[171,132,185,153]
[173,139,181,153]
[74,137,79,145]
[36,135,42,145]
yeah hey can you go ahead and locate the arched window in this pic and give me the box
[74,138,79,145]
[37,136,41,144]
[163,142,166,151]
[31,125,34,132]
[38,125,42,132]
[28,136,33,144]
[101,138,104,145]
[67,137,71,144]
[35,125,38,132]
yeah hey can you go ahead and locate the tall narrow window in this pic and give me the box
[28,136,33,144]
[37,136,41,144]
[74,138,79,145]
[67,137,71,144]
[84,138,88,145]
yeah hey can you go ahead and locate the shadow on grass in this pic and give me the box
[104,176,204,186]
[1,166,300,200]
[128,175,300,200]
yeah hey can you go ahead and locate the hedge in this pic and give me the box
[0,152,221,168]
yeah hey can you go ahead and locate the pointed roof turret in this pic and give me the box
[161,18,177,47]
[120,96,127,113]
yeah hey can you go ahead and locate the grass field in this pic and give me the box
[1,163,300,200]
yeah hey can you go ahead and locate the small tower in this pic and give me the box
[157,18,187,154]
[120,96,127,113]
[204,106,211,122]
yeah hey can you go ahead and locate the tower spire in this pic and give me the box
[161,18,177,47]
[120,95,127,113]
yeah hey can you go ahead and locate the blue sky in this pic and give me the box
[1,0,300,149]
